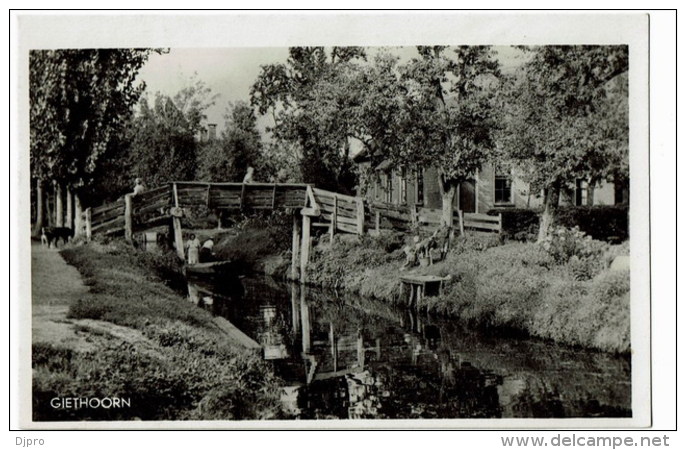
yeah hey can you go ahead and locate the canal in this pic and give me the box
[187,274,631,420]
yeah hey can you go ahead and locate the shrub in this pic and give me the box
[539,226,608,266]
[555,205,629,242]
[488,208,540,242]
[489,205,628,243]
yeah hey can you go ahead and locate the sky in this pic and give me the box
[135,46,528,133]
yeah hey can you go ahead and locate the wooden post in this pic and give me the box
[329,323,337,372]
[291,283,300,334]
[85,208,92,242]
[73,193,83,238]
[172,183,185,261]
[359,197,366,235]
[65,186,73,229]
[375,210,380,233]
[330,195,337,244]
[124,194,133,243]
[411,204,418,227]
[300,286,311,353]
[357,330,364,368]
[458,209,465,236]
[291,213,301,280]
[300,214,311,283]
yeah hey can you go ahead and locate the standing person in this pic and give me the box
[186,234,201,265]
[200,238,215,263]
[133,178,145,196]
[243,166,254,184]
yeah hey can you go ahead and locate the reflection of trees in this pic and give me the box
[193,276,631,419]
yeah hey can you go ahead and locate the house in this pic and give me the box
[353,151,628,213]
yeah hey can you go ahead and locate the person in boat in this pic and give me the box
[186,234,201,265]
[199,238,215,263]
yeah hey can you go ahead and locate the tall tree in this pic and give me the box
[397,46,500,225]
[29,48,156,235]
[197,101,264,182]
[497,45,629,240]
[250,47,366,193]
[129,78,216,187]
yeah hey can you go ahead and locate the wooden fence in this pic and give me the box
[82,181,314,241]
[311,188,365,236]
[81,181,501,246]
[368,202,502,235]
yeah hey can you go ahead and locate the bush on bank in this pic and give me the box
[34,242,283,421]
[489,205,629,243]
[306,228,630,354]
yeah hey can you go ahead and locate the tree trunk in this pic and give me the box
[32,179,46,237]
[587,182,595,206]
[55,183,64,227]
[74,193,83,238]
[438,174,456,227]
[537,183,561,242]
[66,186,73,229]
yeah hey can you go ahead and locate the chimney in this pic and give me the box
[208,123,217,140]
[200,128,208,142]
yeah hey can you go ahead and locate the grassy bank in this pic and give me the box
[33,241,284,421]
[215,218,630,354]
[306,231,630,354]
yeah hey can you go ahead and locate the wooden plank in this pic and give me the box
[172,183,185,261]
[300,215,311,283]
[91,216,125,233]
[330,195,337,242]
[132,185,170,204]
[464,221,502,232]
[464,212,500,223]
[320,213,358,225]
[356,198,365,235]
[312,187,358,203]
[291,214,301,280]
[91,205,126,223]
[91,199,124,215]
[124,194,133,242]
[336,222,359,234]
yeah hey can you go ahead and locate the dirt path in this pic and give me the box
[31,243,157,354]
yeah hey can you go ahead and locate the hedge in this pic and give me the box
[488,205,629,242]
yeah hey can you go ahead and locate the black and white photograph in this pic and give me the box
[12,12,657,430]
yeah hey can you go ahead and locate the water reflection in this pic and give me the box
[187,276,631,420]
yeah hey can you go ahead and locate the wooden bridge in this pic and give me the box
[81,180,501,283]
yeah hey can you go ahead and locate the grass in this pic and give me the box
[306,232,631,354]
[33,241,284,421]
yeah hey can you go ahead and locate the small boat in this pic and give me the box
[184,260,235,276]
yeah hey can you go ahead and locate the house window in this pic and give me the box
[575,179,588,206]
[385,171,393,203]
[399,167,407,205]
[414,167,424,205]
[494,171,513,204]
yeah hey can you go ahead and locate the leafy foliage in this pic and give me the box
[496,46,628,238]
[251,47,367,192]
[29,49,157,186]
[197,101,265,182]
[128,77,216,187]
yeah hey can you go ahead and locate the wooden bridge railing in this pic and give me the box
[82,182,314,240]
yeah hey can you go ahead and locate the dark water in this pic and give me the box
[187,275,631,420]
